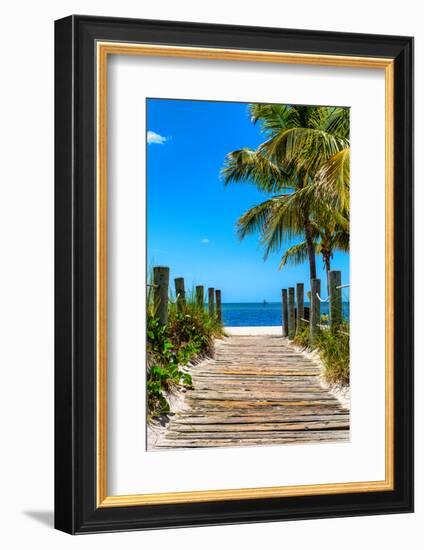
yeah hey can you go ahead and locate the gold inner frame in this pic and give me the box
[96,42,395,508]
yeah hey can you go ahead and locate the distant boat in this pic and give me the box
[263,300,268,306]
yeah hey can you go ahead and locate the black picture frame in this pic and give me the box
[55,15,414,534]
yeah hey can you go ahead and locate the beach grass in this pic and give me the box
[294,321,350,386]
[315,322,350,386]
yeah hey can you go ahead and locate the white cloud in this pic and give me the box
[147,130,168,145]
[200,238,210,244]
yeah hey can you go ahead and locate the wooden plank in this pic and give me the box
[150,334,349,450]
[173,415,350,424]
[168,421,349,433]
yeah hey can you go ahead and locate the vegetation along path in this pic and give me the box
[154,334,350,449]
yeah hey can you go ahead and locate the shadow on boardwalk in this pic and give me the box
[151,334,350,450]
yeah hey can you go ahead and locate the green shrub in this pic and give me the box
[167,298,222,356]
[146,288,224,418]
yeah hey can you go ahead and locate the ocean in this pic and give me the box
[221,302,350,327]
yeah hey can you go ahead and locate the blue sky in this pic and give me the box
[147,98,349,303]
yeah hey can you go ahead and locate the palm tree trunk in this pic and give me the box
[304,221,317,281]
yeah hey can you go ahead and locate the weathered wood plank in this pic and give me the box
[168,421,349,433]
[173,415,350,424]
[151,334,349,449]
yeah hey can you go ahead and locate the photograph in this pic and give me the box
[146,98,351,451]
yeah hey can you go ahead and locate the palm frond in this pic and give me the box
[249,103,300,135]
[329,225,350,252]
[236,192,307,256]
[325,107,350,141]
[221,148,291,193]
[261,192,307,257]
[260,127,348,176]
[278,241,310,269]
[314,148,350,211]
[236,198,276,240]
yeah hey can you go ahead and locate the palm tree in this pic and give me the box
[222,103,350,281]
[279,207,349,294]
[222,149,312,272]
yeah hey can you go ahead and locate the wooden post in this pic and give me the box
[174,277,185,311]
[215,290,222,322]
[288,287,295,339]
[153,266,169,325]
[208,287,215,317]
[281,289,288,337]
[329,270,342,332]
[195,285,204,309]
[310,278,321,345]
[296,282,304,335]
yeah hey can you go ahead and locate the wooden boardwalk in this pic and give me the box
[154,335,350,449]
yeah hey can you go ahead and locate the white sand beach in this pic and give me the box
[225,326,283,336]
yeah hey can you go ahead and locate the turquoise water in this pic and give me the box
[221,302,350,327]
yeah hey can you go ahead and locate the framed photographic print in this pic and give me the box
[54,15,413,534]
